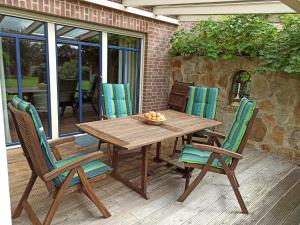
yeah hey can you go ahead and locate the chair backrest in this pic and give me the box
[9,96,57,191]
[221,98,258,168]
[10,96,55,169]
[88,74,98,96]
[168,81,194,112]
[59,78,77,103]
[185,86,220,120]
[100,83,132,119]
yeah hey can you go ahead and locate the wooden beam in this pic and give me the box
[77,31,99,41]
[123,0,251,7]
[178,14,284,22]
[280,0,300,12]
[153,1,295,15]
[23,21,43,35]
[178,15,223,22]
[56,26,74,37]
[83,0,179,24]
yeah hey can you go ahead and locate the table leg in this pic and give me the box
[153,142,162,162]
[141,145,149,193]
[111,145,150,200]
[112,145,119,176]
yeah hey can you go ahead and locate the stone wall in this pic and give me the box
[170,56,300,160]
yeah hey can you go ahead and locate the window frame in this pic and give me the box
[0,8,145,146]
[0,16,52,146]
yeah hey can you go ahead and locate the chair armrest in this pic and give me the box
[202,130,226,139]
[43,152,102,182]
[191,143,243,159]
[48,136,75,148]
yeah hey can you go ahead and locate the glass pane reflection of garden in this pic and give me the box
[56,25,101,135]
[0,15,49,145]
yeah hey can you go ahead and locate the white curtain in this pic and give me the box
[118,39,138,113]
[0,37,11,143]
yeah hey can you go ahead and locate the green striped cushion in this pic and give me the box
[179,144,224,168]
[11,96,55,171]
[186,86,219,137]
[221,97,256,164]
[101,83,132,119]
[53,153,112,187]
[185,86,219,120]
[179,97,256,167]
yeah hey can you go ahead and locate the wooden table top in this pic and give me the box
[77,110,222,150]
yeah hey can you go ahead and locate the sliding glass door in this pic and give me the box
[0,14,144,144]
[108,34,141,113]
[56,25,101,136]
[0,15,50,145]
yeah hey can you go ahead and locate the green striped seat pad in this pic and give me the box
[185,86,219,120]
[179,144,224,168]
[101,83,132,119]
[11,96,55,171]
[54,153,112,187]
[179,98,256,168]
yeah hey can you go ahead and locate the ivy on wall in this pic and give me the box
[170,15,300,76]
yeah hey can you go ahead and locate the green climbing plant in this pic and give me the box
[170,15,300,77]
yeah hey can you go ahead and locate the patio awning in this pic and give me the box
[122,0,300,21]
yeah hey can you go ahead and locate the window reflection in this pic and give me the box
[56,25,101,135]
[0,15,48,145]
[56,25,100,43]
[0,15,45,36]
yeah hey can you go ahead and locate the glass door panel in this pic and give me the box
[20,39,49,136]
[81,46,100,123]
[108,48,123,83]
[125,51,139,114]
[0,37,18,144]
[57,44,79,135]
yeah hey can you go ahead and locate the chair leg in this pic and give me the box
[22,200,42,225]
[98,141,101,150]
[13,173,37,218]
[233,173,240,187]
[216,155,248,214]
[186,134,192,144]
[181,136,185,145]
[177,153,217,202]
[107,143,112,165]
[43,168,77,225]
[77,167,111,218]
[184,167,191,191]
[172,137,179,157]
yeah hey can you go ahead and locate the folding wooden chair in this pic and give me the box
[172,86,220,156]
[168,81,194,112]
[9,96,112,225]
[177,98,258,214]
[100,83,139,162]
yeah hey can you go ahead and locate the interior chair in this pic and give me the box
[73,75,102,150]
[177,98,258,214]
[74,74,100,114]
[9,96,112,225]
[58,78,77,117]
[172,86,220,156]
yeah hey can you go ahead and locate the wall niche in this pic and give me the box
[229,70,252,106]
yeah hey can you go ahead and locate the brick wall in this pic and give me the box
[0,0,178,112]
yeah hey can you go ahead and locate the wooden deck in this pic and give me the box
[7,140,300,225]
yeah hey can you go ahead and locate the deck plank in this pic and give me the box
[7,144,300,225]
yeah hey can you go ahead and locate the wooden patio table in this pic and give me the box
[76,109,221,199]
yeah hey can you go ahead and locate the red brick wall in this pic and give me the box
[0,0,178,112]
